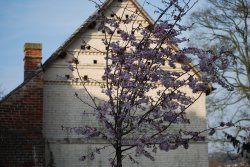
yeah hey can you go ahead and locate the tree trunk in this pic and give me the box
[116,103,123,167]
[116,144,122,167]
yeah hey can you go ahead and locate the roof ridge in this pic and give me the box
[42,0,154,69]
[0,0,155,103]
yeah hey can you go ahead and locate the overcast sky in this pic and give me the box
[0,0,204,95]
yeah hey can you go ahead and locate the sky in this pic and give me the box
[0,0,96,94]
[0,0,205,95]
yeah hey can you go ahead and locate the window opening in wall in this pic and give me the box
[102,76,106,81]
[102,29,106,33]
[86,46,91,50]
[131,31,135,35]
[117,30,121,34]
[88,21,96,29]
[83,75,88,81]
[93,60,97,64]
[125,14,129,19]
[59,51,67,58]
[147,62,151,66]
[65,75,70,79]
[81,45,86,50]
[110,13,115,17]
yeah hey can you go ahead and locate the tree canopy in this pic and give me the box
[62,0,235,166]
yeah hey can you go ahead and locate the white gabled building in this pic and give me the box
[0,0,209,167]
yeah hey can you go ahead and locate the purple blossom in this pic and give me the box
[63,1,235,165]
[110,42,123,54]
[181,65,191,71]
[163,112,178,123]
[120,31,129,40]
[72,126,101,138]
[159,142,170,151]
[153,22,171,39]
[96,22,104,31]
[107,19,119,28]
[67,64,74,71]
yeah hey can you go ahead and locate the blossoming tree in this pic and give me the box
[63,0,234,166]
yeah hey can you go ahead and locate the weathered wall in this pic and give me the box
[43,0,209,166]
[0,74,44,167]
[43,83,207,167]
[46,143,208,167]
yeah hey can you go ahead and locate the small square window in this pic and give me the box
[65,75,70,79]
[81,45,86,50]
[86,46,91,50]
[59,51,67,58]
[93,60,97,64]
[117,30,121,34]
[102,30,106,33]
[106,47,109,50]
[83,75,88,81]
[131,31,135,35]
[125,15,129,19]
[147,62,151,66]
[110,13,115,17]
[88,21,96,29]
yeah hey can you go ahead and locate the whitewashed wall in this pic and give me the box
[43,0,208,166]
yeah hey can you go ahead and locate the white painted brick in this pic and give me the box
[45,143,208,167]
[43,0,208,166]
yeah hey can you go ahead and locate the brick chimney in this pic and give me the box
[24,43,42,80]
